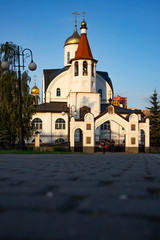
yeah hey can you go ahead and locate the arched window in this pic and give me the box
[83,61,88,76]
[131,124,136,131]
[74,61,79,76]
[104,121,110,130]
[67,52,70,64]
[32,118,42,130]
[80,106,91,118]
[92,62,94,77]
[55,118,65,129]
[101,121,110,131]
[56,88,61,97]
[98,89,102,98]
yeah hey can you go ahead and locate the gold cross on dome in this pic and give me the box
[34,74,38,86]
[72,11,80,25]
[82,11,86,21]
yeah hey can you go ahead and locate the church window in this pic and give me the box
[104,121,110,130]
[131,137,136,145]
[92,62,94,77]
[67,52,70,64]
[101,121,110,131]
[80,106,91,118]
[74,61,79,76]
[83,61,88,76]
[91,81,95,88]
[56,88,61,97]
[131,124,136,131]
[86,124,91,130]
[86,137,91,144]
[55,118,65,129]
[98,89,102,98]
[32,118,42,130]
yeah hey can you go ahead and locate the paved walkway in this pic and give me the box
[0,153,160,240]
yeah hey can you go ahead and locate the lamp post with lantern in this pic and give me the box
[1,45,37,149]
[62,105,77,152]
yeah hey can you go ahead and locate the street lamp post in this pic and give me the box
[1,45,37,149]
[62,105,77,152]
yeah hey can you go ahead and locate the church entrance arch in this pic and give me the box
[98,120,111,143]
[74,128,83,152]
[95,114,127,152]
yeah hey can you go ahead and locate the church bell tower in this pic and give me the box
[70,13,98,93]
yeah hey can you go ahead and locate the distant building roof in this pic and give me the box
[141,110,150,116]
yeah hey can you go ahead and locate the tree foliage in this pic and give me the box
[0,42,35,148]
[147,90,160,146]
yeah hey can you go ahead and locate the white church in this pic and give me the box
[30,13,150,153]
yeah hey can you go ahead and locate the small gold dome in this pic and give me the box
[80,21,87,29]
[64,27,80,46]
[31,85,39,95]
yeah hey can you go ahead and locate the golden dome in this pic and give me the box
[64,26,80,46]
[31,86,39,95]
[31,75,40,95]
[81,21,87,29]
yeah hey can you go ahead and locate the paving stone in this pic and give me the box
[0,211,159,240]
[0,153,160,240]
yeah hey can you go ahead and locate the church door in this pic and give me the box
[139,130,145,152]
[74,128,83,152]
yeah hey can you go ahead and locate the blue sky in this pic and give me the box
[1,0,160,109]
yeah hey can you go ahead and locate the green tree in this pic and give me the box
[147,90,160,146]
[0,71,18,147]
[0,42,17,80]
[21,71,36,139]
[0,42,35,148]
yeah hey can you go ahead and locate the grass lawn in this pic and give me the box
[0,149,84,154]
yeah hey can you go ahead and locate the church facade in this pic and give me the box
[29,15,150,153]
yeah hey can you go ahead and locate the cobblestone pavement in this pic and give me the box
[0,153,160,240]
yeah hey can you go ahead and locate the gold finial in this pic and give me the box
[81,11,87,29]
[34,74,37,86]
[82,11,86,21]
[72,11,80,26]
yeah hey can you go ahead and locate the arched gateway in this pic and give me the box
[95,105,150,153]
[70,105,150,154]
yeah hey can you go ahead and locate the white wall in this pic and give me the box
[28,112,69,143]
[96,73,113,103]
[64,44,79,67]
[70,113,95,149]
[46,71,69,103]
[68,92,100,118]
